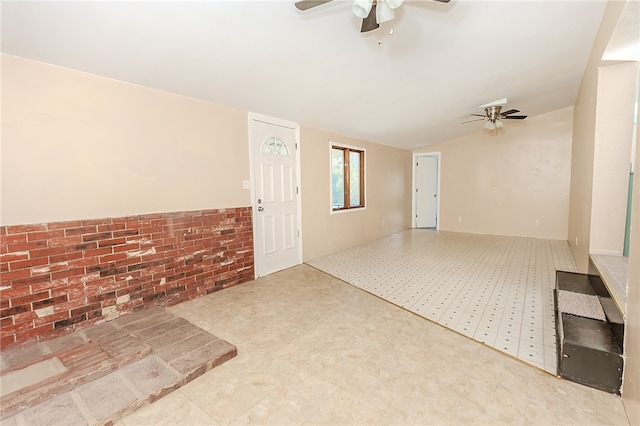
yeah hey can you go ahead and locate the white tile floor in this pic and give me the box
[307,229,578,374]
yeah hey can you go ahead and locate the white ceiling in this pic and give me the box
[1,0,634,150]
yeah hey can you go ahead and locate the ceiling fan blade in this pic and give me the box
[295,0,333,11]
[469,114,486,117]
[461,118,486,124]
[503,115,527,119]
[361,4,379,32]
[500,109,520,116]
[431,0,451,2]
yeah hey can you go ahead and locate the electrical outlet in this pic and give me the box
[242,180,251,190]
[458,217,462,222]
[535,220,540,226]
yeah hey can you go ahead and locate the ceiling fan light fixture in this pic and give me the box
[376,0,395,23]
[352,0,374,19]
[484,120,496,130]
[495,119,504,129]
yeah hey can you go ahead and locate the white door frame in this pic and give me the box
[412,152,441,229]
[248,112,303,278]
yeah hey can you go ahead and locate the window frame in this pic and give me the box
[330,142,367,214]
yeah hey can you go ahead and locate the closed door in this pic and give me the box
[251,118,301,277]
[415,155,439,228]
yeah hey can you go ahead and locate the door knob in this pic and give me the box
[258,206,264,212]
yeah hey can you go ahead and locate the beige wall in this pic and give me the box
[623,98,640,426]
[1,54,251,225]
[590,62,638,255]
[568,1,627,273]
[414,107,573,240]
[300,127,412,261]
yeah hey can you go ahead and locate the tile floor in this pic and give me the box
[307,230,577,374]
[118,262,629,426]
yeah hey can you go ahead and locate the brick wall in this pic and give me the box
[0,208,253,350]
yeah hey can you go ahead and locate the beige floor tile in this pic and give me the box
[228,395,307,426]
[187,377,266,426]
[306,386,383,425]
[267,369,338,419]
[116,390,216,426]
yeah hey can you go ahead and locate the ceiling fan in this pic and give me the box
[295,0,451,33]
[462,106,528,130]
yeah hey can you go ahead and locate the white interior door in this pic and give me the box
[251,117,301,277]
[415,155,439,228]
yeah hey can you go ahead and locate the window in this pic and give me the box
[331,144,365,211]
[261,137,290,156]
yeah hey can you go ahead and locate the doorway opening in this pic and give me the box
[413,153,440,229]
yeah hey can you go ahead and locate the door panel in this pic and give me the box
[282,164,295,202]
[416,155,439,228]
[251,118,300,277]
[262,214,277,254]
[283,212,295,249]
[261,164,275,203]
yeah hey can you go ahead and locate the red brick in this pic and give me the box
[82,218,112,226]
[113,229,140,238]
[6,224,47,234]
[1,304,30,318]
[33,295,69,310]
[83,247,113,258]
[47,220,83,230]
[50,251,83,264]
[27,230,65,242]
[51,268,85,280]
[52,298,87,313]
[64,225,98,236]
[1,268,31,281]
[99,253,128,263]
[33,310,70,327]
[48,236,83,248]
[97,223,126,232]
[12,274,51,287]
[98,237,127,248]
[13,323,54,343]
[113,242,141,253]
[7,241,48,252]
[11,290,51,306]
[82,232,112,243]
[70,302,100,317]
[66,242,98,252]
[83,276,115,289]
[29,246,66,259]
[10,256,49,271]
[1,233,27,244]
[67,257,98,269]
[51,282,85,298]
[13,310,37,324]
[31,278,68,293]
[68,272,100,286]
[1,320,35,335]
[0,283,30,299]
